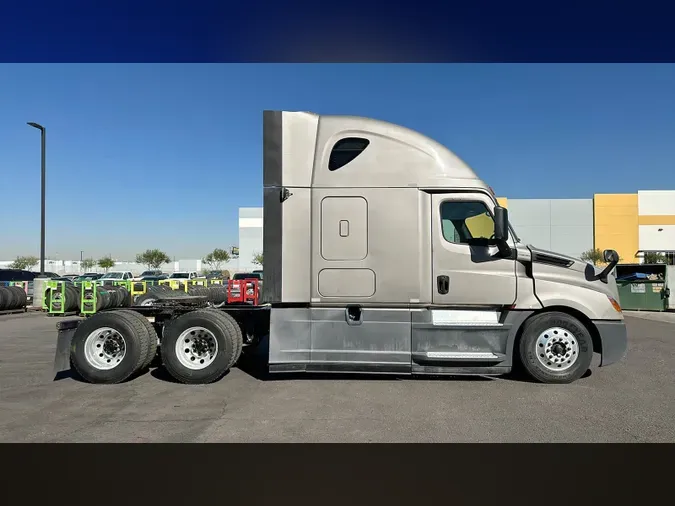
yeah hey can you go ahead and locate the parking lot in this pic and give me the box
[0,311,673,442]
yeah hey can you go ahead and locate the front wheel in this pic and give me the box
[518,311,594,384]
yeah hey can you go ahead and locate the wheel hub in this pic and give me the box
[535,326,579,372]
[551,343,566,356]
[84,327,127,370]
[176,327,218,370]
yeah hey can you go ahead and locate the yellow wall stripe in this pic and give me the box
[594,193,639,262]
[638,215,675,225]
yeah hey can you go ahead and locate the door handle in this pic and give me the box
[437,275,449,295]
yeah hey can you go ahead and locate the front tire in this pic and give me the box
[518,311,593,384]
[160,309,243,384]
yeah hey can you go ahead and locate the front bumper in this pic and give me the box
[594,320,628,367]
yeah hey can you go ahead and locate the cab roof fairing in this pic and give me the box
[269,110,488,190]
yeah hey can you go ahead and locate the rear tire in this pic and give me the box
[160,309,242,384]
[518,311,593,384]
[70,310,150,384]
[115,309,158,371]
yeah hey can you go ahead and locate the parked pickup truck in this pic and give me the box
[98,271,134,284]
[168,271,199,280]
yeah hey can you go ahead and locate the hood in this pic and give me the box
[526,245,620,300]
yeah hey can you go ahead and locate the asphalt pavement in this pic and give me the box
[0,311,673,442]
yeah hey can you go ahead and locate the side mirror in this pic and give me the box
[603,249,619,264]
[588,249,620,283]
[493,206,509,241]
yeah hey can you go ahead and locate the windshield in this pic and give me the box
[170,273,189,279]
[140,271,157,276]
[103,272,123,279]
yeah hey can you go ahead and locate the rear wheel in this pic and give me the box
[70,311,150,384]
[518,311,593,384]
[160,309,242,384]
[115,309,159,371]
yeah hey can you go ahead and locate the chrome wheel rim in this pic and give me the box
[175,326,218,370]
[535,327,579,372]
[84,327,126,370]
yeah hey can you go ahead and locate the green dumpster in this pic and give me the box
[615,264,670,312]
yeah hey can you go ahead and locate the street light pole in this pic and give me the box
[27,122,46,277]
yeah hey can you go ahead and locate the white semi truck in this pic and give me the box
[53,110,627,385]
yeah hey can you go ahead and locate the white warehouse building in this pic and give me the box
[238,207,264,271]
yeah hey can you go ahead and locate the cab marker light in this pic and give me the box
[608,296,622,313]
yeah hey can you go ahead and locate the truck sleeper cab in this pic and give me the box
[54,110,628,386]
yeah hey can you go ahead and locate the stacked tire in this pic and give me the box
[97,285,132,310]
[44,284,80,313]
[0,286,28,311]
[206,286,229,304]
[133,284,172,306]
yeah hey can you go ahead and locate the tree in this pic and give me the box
[643,252,666,264]
[252,252,263,266]
[9,255,39,270]
[135,249,171,269]
[98,256,115,272]
[81,258,96,271]
[580,248,604,266]
[202,248,231,270]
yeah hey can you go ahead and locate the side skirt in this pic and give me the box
[269,362,511,377]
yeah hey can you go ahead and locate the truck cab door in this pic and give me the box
[431,192,517,306]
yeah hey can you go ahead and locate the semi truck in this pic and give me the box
[53,110,628,385]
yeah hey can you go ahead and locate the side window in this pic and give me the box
[328,137,370,171]
[440,200,495,245]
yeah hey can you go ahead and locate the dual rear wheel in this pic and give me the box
[70,309,243,384]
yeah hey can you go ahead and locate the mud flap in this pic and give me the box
[53,319,82,378]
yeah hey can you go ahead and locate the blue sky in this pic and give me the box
[0,64,674,260]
